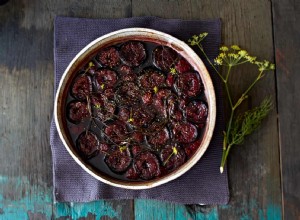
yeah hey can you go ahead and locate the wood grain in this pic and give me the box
[132,0,281,219]
[0,0,295,219]
[272,0,300,219]
[0,0,133,219]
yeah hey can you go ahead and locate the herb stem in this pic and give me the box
[220,144,232,173]
[233,70,264,110]
[226,109,235,144]
[225,66,233,108]
[197,44,225,82]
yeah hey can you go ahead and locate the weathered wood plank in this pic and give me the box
[0,0,134,219]
[132,0,281,219]
[0,0,284,219]
[272,0,300,219]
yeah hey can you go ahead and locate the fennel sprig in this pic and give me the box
[188,34,275,173]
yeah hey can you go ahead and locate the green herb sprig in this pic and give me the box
[188,33,275,173]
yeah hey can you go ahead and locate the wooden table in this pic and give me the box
[0,0,298,219]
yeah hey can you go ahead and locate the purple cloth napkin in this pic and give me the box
[50,16,229,204]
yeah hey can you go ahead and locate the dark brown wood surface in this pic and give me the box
[273,0,300,219]
[0,0,298,219]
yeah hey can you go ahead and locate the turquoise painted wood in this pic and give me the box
[0,0,298,219]
[135,200,219,220]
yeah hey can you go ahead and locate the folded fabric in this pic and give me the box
[50,16,229,204]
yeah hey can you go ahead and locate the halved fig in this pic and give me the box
[175,58,191,73]
[160,146,186,171]
[175,72,202,97]
[115,82,140,105]
[90,94,115,121]
[131,145,143,157]
[184,139,202,158]
[139,68,165,90]
[118,64,137,82]
[172,122,198,143]
[103,88,116,100]
[132,132,145,143]
[166,95,183,122]
[148,127,170,146]
[152,89,172,117]
[166,73,176,87]
[118,107,130,122]
[134,151,161,180]
[76,131,99,158]
[67,101,90,123]
[153,46,178,72]
[141,91,153,105]
[131,106,155,128]
[144,118,168,134]
[71,74,92,100]
[104,120,128,144]
[119,41,146,67]
[95,69,118,89]
[186,100,208,125]
[97,46,120,68]
[125,166,139,179]
[105,148,132,173]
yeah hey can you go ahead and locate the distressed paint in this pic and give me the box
[0,176,52,220]
[0,176,119,220]
[54,201,118,219]
[220,199,282,220]
[134,200,218,220]
[192,208,218,220]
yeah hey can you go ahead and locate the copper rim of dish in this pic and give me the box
[54,28,216,189]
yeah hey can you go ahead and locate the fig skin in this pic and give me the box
[184,139,202,158]
[131,106,155,128]
[175,72,203,98]
[105,148,132,173]
[90,94,115,121]
[97,46,120,68]
[152,89,172,117]
[139,68,165,90]
[160,146,186,171]
[115,82,141,105]
[125,166,139,179]
[77,131,100,158]
[172,122,198,144]
[118,65,137,82]
[148,127,170,146]
[153,46,178,72]
[175,58,191,73]
[71,74,92,101]
[67,101,90,124]
[186,100,208,125]
[134,151,161,180]
[95,69,118,89]
[104,121,128,144]
[119,41,146,67]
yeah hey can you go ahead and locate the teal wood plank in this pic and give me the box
[0,176,52,220]
[54,201,118,219]
[0,175,130,219]
[135,200,218,220]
